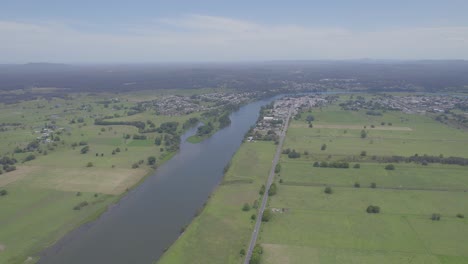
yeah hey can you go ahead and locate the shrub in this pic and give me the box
[261,210,271,222]
[385,164,395,170]
[86,162,93,167]
[324,186,332,194]
[456,213,464,218]
[431,213,441,221]
[242,203,251,211]
[132,163,139,169]
[360,151,367,156]
[147,156,156,165]
[259,185,265,195]
[80,145,89,154]
[0,189,7,196]
[288,150,301,159]
[354,182,361,188]
[321,144,327,151]
[370,182,377,188]
[366,205,380,213]
[268,183,277,196]
[313,161,320,167]
[274,163,281,173]
[73,201,89,210]
[361,130,367,138]
[353,163,361,169]
[251,214,256,220]
[240,249,246,256]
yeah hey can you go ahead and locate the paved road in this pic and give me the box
[244,108,293,264]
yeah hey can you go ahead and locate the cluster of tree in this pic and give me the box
[250,244,264,264]
[313,161,350,168]
[164,133,181,152]
[154,136,162,146]
[147,156,156,166]
[111,147,121,155]
[282,148,301,158]
[197,122,214,136]
[365,110,383,116]
[94,119,146,131]
[132,134,147,140]
[261,210,271,222]
[369,154,468,166]
[73,201,89,210]
[182,117,200,130]
[23,154,36,162]
[366,205,380,213]
[1,156,17,172]
[157,122,179,134]
[218,113,231,128]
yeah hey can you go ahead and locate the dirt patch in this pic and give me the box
[293,123,413,131]
[0,243,5,252]
[0,166,41,187]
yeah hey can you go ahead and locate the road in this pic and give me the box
[243,107,293,264]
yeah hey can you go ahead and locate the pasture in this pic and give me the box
[259,101,468,264]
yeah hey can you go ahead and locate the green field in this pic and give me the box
[258,100,468,264]
[158,141,276,264]
[0,91,210,263]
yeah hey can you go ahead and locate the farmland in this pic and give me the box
[0,90,241,263]
[258,96,468,264]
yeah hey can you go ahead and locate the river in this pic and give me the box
[38,97,277,264]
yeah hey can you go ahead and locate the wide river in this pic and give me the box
[38,97,276,264]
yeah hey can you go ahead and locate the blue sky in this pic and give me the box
[1,0,468,62]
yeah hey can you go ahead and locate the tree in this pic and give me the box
[86,162,93,167]
[154,137,162,146]
[147,156,156,165]
[360,151,367,157]
[361,130,367,138]
[306,115,315,122]
[313,161,320,167]
[240,249,246,256]
[324,186,333,194]
[353,163,361,169]
[321,144,327,151]
[0,189,7,196]
[431,213,441,221]
[370,182,377,188]
[274,163,281,173]
[366,205,380,213]
[259,185,265,195]
[385,164,395,170]
[288,150,301,159]
[456,213,464,218]
[251,214,256,220]
[262,210,272,222]
[80,145,89,154]
[268,183,277,196]
[354,182,360,188]
[242,203,251,211]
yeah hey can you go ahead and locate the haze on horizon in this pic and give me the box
[1,0,468,63]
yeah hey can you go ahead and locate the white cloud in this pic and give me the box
[0,15,467,63]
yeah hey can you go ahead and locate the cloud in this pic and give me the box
[0,15,467,63]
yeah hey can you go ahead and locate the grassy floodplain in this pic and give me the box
[158,141,276,264]
[258,95,468,264]
[0,90,222,263]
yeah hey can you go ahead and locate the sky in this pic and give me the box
[1,0,468,63]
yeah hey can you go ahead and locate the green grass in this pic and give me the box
[157,141,276,264]
[0,185,117,264]
[259,101,468,264]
